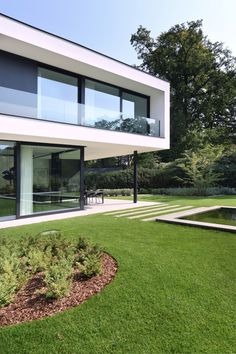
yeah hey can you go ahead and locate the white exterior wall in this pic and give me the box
[0,14,170,159]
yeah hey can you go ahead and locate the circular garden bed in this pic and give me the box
[0,231,117,327]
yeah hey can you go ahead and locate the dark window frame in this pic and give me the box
[0,50,153,136]
[0,139,85,221]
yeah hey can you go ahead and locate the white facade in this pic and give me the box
[0,14,170,160]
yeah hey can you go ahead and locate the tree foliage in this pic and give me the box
[177,144,224,194]
[131,20,236,159]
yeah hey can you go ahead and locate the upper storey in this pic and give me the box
[0,14,170,159]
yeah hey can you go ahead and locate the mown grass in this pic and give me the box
[0,196,235,353]
[111,194,236,207]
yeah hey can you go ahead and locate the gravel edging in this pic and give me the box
[0,253,117,327]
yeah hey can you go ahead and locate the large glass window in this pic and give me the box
[20,144,81,216]
[122,92,148,118]
[121,92,149,134]
[0,141,16,220]
[38,68,78,124]
[84,79,120,130]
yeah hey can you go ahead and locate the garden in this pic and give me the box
[0,18,235,354]
[0,194,235,353]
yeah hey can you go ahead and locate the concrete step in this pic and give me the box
[114,204,169,217]
[128,205,180,219]
[104,203,162,216]
[141,206,193,221]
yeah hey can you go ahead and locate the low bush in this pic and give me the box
[76,254,102,278]
[139,186,236,196]
[85,165,184,190]
[44,257,74,299]
[103,189,132,196]
[0,271,18,307]
[0,234,104,306]
[27,248,52,273]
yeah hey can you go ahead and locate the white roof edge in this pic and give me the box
[0,13,169,91]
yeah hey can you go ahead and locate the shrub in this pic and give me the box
[102,189,132,196]
[76,254,102,278]
[0,271,18,307]
[27,248,52,273]
[0,233,104,305]
[139,186,236,196]
[0,256,27,307]
[44,257,74,299]
[76,237,90,251]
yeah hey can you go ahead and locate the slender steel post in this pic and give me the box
[15,142,21,219]
[133,150,138,203]
[80,147,85,210]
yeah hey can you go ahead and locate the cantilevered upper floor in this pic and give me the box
[0,14,170,160]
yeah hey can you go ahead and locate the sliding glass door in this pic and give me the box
[20,144,81,216]
[0,141,16,220]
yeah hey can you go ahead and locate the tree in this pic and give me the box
[131,20,236,160]
[177,144,224,194]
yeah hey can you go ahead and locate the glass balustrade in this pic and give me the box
[0,86,161,137]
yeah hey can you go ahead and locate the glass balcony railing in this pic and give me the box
[0,86,161,137]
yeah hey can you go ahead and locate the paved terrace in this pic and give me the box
[0,199,159,229]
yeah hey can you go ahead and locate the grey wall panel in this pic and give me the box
[0,51,38,117]
[0,50,37,93]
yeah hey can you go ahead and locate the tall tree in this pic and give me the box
[131,20,236,160]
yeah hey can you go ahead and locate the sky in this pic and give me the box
[0,0,235,65]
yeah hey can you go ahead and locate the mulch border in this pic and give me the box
[0,253,117,327]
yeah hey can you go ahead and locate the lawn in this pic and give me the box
[0,195,235,353]
[111,194,236,208]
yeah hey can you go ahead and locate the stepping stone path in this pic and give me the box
[105,203,193,222]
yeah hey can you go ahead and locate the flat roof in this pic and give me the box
[0,12,169,84]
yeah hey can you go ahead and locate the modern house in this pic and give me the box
[0,14,170,222]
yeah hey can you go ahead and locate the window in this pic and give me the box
[0,141,16,220]
[20,144,81,216]
[38,68,78,124]
[121,92,149,135]
[122,92,148,119]
[84,79,120,130]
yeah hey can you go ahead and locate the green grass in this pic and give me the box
[110,194,236,207]
[0,195,235,353]
[0,198,15,217]
[0,197,80,216]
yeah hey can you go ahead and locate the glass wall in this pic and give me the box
[122,92,148,118]
[122,92,150,135]
[0,57,161,136]
[38,68,78,124]
[84,79,121,130]
[20,144,81,216]
[0,141,16,220]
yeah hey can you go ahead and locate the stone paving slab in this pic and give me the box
[105,202,164,216]
[114,204,168,217]
[128,205,181,219]
[156,205,236,233]
[140,205,192,221]
[0,199,159,230]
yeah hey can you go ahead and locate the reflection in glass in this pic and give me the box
[20,145,81,216]
[84,79,120,129]
[122,92,148,118]
[0,141,16,220]
[0,74,161,137]
[38,68,78,124]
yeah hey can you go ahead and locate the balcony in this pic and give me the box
[0,86,161,137]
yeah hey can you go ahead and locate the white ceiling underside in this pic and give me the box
[0,115,167,161]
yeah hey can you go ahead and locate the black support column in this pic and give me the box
[80,147,85,210]
[15,142,21,219]
[133,150,138,203]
